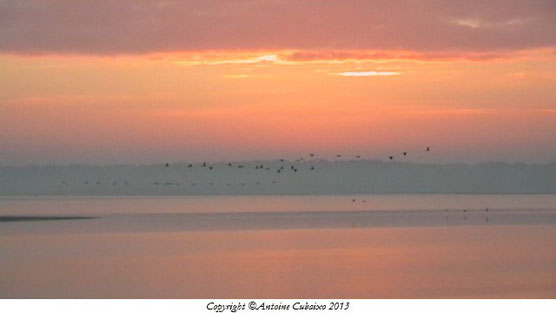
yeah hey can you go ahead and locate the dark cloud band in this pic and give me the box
[1,0,555,55]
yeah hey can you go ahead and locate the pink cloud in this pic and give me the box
[282,50,516,62]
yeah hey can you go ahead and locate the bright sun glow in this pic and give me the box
[337,71,400,77]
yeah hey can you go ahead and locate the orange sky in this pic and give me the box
[1,1,555,164]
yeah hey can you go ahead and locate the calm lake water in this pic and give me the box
[1,195,555,298]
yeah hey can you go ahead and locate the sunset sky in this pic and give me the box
[1,0,555,165]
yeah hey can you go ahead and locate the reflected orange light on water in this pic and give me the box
[2,226,556,298]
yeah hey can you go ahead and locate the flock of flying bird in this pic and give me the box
[59,147,432,192]
[56,145,493,217]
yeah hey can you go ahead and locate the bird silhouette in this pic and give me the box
[403,152,407,156]
[188,163,193,168]
[165,163,169,167]
[426,146,430,152]
[389,156,394,160]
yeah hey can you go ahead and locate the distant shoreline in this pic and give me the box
[2,161,555,195]
[0,216,97,222]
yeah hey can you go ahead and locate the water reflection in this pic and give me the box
[1,195,555,298]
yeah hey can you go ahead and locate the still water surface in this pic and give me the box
[1,195,555,298]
